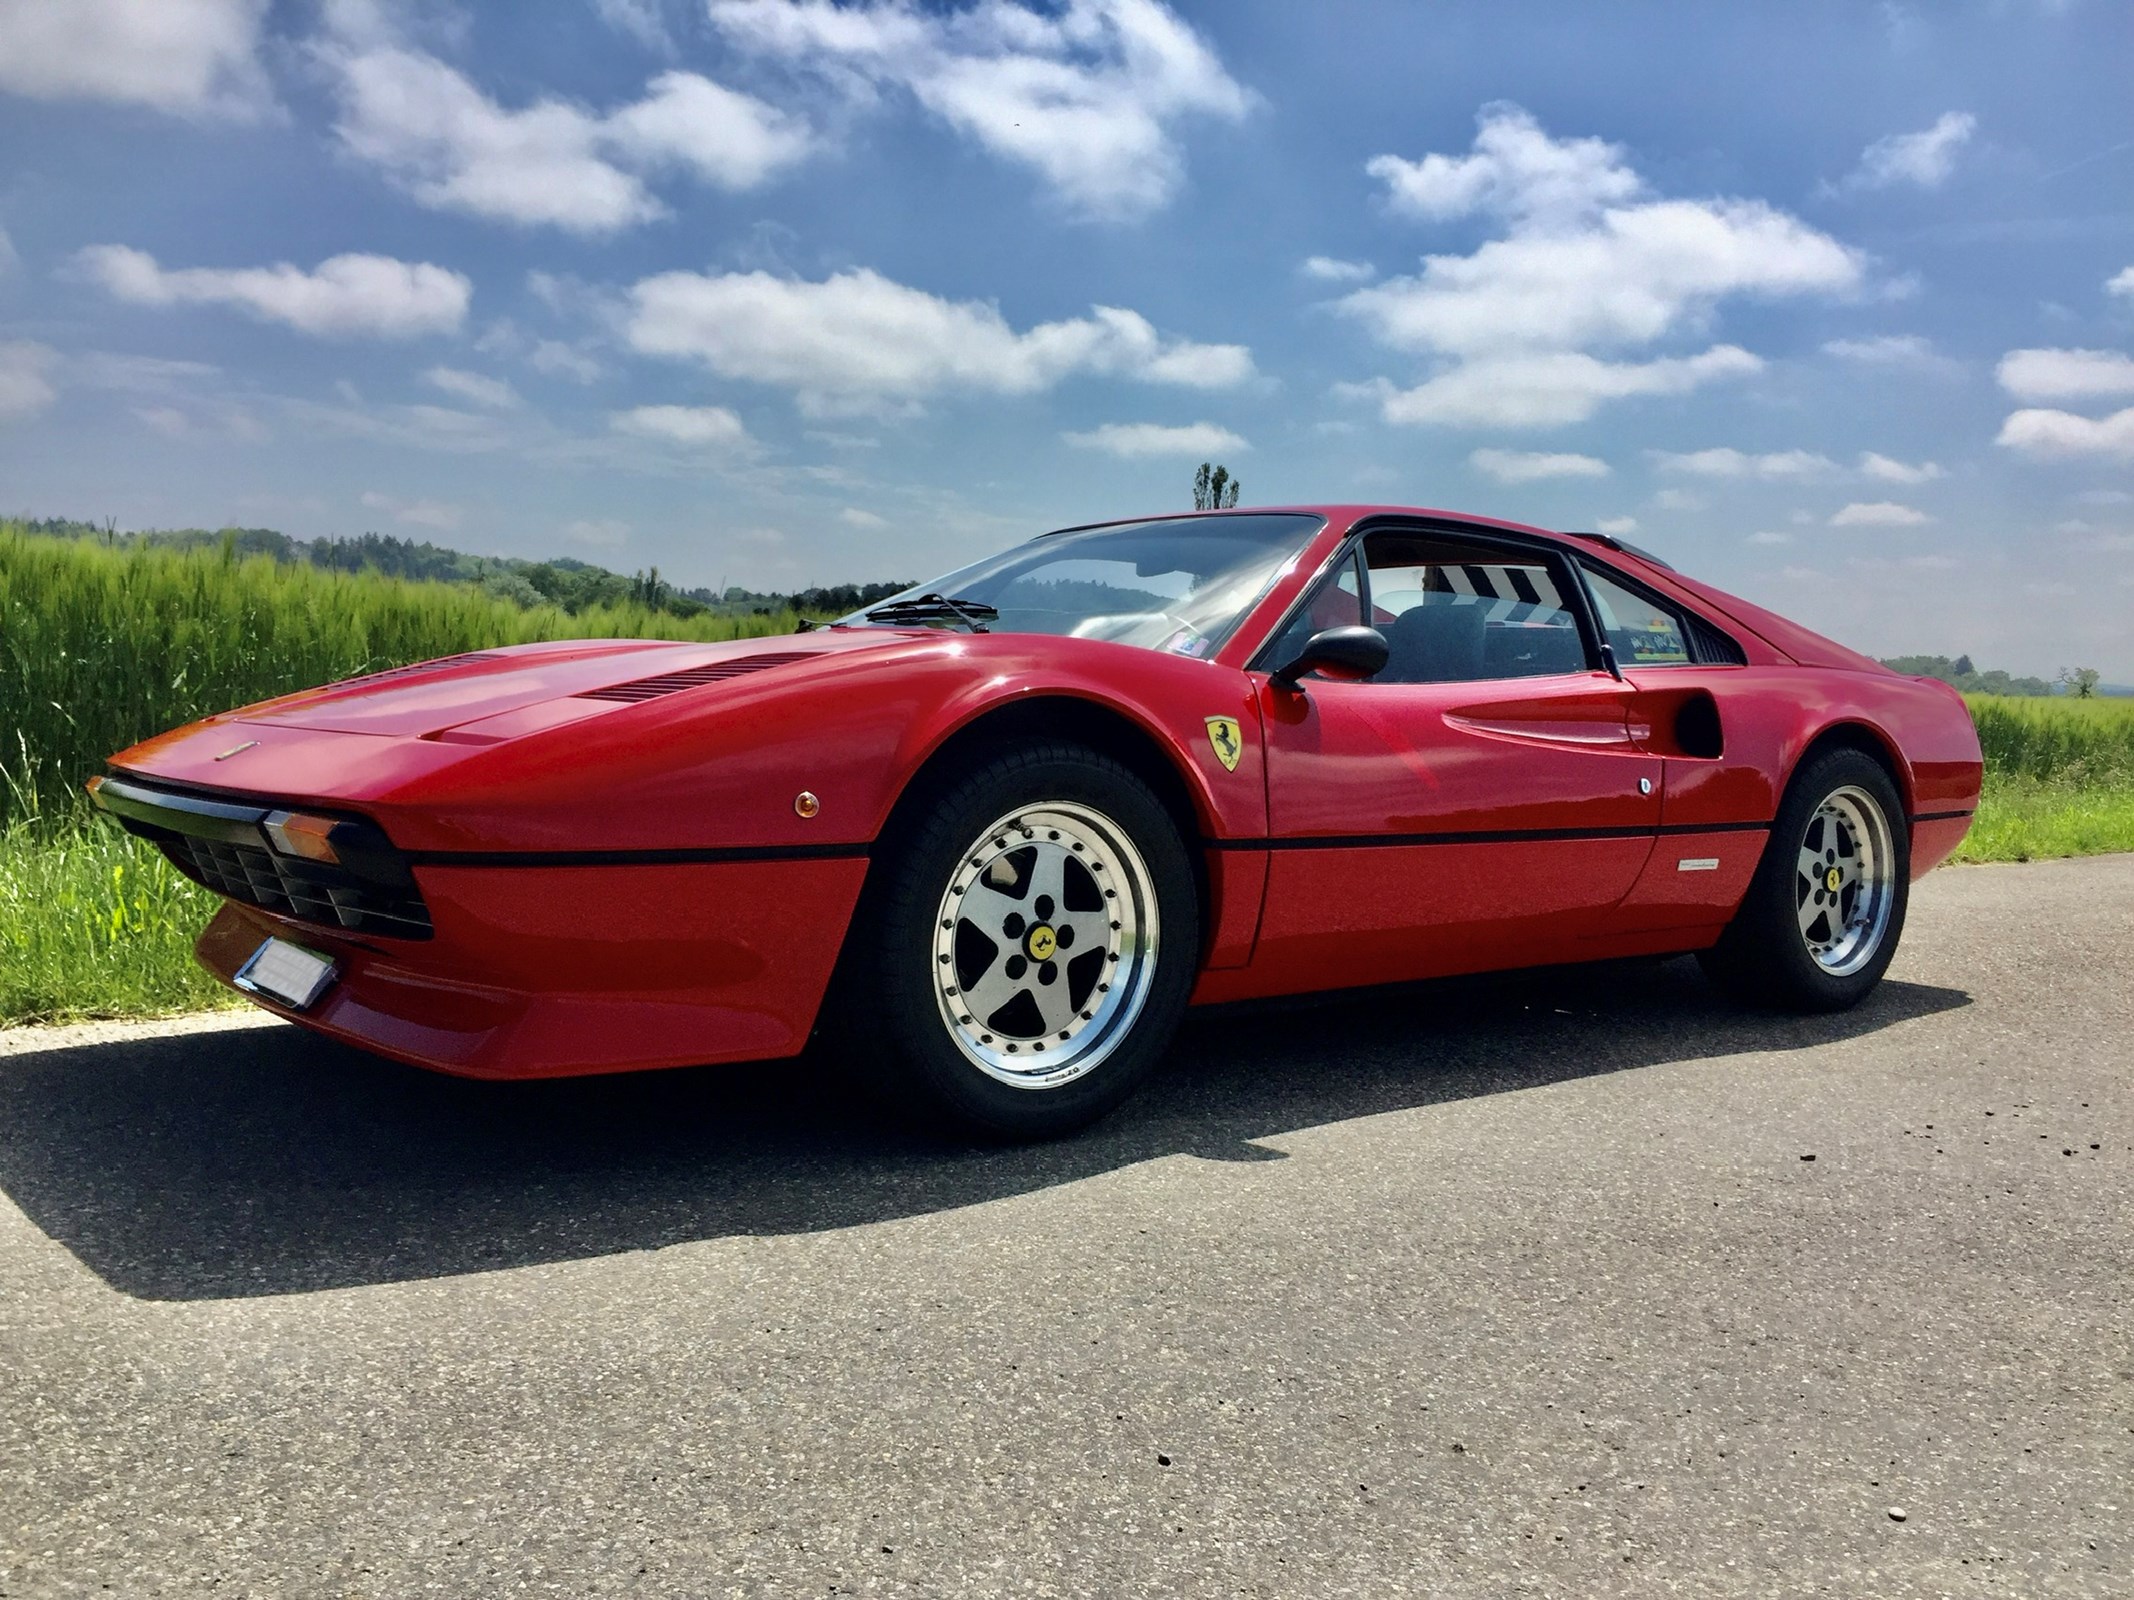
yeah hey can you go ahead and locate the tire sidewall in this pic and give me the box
[865,744,1199,1139]
[1739,748,1911,1010]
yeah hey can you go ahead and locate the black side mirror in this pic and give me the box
[1270,624,1390,690]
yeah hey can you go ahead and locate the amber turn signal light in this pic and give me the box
[263,810,341,864]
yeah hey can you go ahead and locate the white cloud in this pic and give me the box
[135,405,191,438]
[627,267,1253,414]
[529,340,604,384]
[708,0,1250,219]
[1595,515,1637,535]
[1747,530,1792,546]
[323,31,810,234]
[1650,447,1838,480]
[1996,347,2134,401]
[1830,501,1930,526]
[593,0,672,53]
[1996,406,2134,461]
[564,517,631,547]
[75,352,222,395]
[606,71,817,190]
[839,507,888,528]
[1858,451,1944,484]
[287,395,510,455]
[611,403,755,450]
[1300,256,1374,283]
[361,490,464,530]
[1822,334,1952,369]
[423,367,520,409]
[1063,420,1248,458]
[1371,346,1762,429]
[1468,447,1609,483]
[0,0,271,118]
[1368,107,1640,227]
[1346,107,1862,359]
[0,340,58,422]
[2075,489,2133,506]
[76,245,470,338]
[1840,112,1976,191]
[1653,489,1707,512]
[1339,106,1858,430]
[2109,267,2134,299]
[0,226,17,279]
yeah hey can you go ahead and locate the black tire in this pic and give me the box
[1698,747,1910,1013]
[831,740,1199,1140]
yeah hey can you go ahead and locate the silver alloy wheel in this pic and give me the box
[1793,784,1897,977]
[931,801,1161,1090]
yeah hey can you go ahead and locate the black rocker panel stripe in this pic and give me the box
[406,842,871,868]
[1203,819,1773,852]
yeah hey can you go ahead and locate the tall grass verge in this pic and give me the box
[1,524,798,826]
[1953,693,2134,863]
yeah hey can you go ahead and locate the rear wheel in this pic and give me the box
[844,742,1198,1139]
[1698,747,1909,1012]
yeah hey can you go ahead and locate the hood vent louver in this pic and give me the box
[343,651,507,687]
[573,651,815,704]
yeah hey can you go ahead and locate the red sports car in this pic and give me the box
[92,506,1981,1138]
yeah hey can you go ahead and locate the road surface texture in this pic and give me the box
[2,856,2128,1598]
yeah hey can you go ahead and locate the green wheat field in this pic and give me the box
[5,524,2132,1025]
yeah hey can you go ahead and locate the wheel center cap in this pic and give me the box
[1024,924,1058,961]
[1825,866,1843,893]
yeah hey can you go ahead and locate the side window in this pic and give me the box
[1360,533,1590,683]
[1262,549,1364,668]
[1581,564,1694,667]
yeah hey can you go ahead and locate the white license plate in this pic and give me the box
[233,937,337,1010]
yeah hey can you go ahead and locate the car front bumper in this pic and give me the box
[195,855,868,1079]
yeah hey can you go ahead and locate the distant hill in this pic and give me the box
[1880,654,2056,697]
[9,515,911,622]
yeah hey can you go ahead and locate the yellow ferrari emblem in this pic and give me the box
[1205,715,1243,772]
[1825,866,1842,893]
[1025,924,1058,961]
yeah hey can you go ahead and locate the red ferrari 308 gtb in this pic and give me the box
[93,507,1981,1138]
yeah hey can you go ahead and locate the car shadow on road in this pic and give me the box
[0,958,1968,1301]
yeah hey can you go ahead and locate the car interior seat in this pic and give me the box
[1382,595,1488,682]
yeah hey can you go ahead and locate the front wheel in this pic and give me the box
[1698,747,1910,1012]
[846,742,1199,1140]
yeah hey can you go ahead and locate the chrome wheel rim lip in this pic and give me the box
[1794,784,1895,977]
[931,801,1160,1090]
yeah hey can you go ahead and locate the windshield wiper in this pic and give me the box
[862,593,999,632]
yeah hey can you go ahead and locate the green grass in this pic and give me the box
[1966,692,2134,787]
[0,819,236,1024]
[1956,780,2134,864]
[1951,693,2134,863]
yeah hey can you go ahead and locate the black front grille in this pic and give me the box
[158,835,433,939]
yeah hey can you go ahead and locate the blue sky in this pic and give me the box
[2,0,2130,675]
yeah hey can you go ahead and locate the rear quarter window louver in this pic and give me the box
[574,651,816,704]
[1686,615,1749,666]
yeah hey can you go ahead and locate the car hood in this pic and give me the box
[225,632,903,738]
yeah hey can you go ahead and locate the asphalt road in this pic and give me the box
[2,857,2129,1598]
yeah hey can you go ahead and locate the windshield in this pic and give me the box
[839,513,1325,657]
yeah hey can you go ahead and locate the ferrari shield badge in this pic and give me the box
[1204,715,1244,772]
